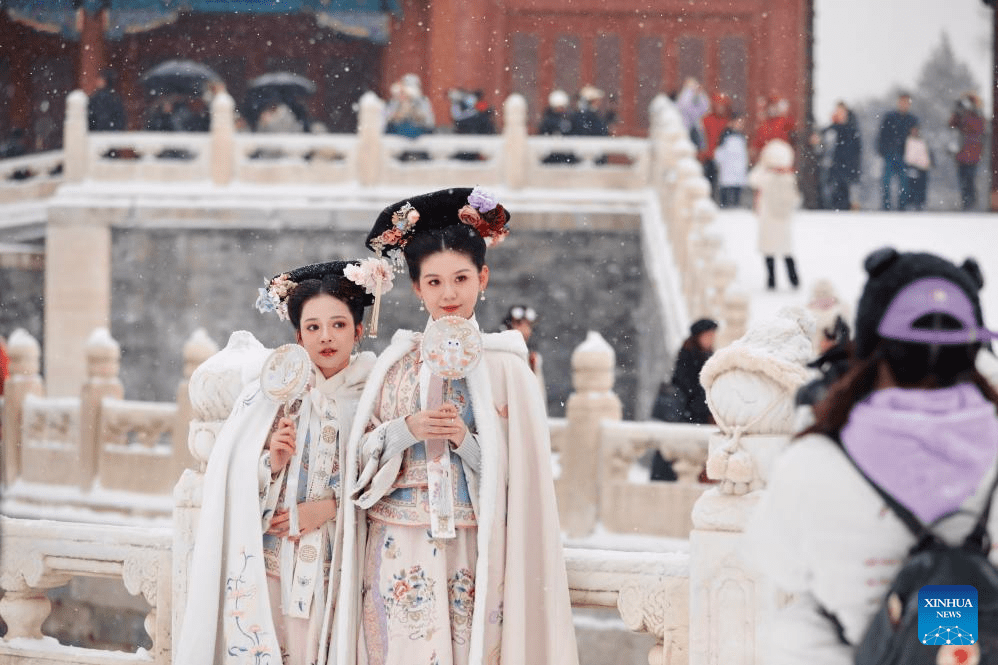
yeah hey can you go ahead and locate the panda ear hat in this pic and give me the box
[854,246,993,358]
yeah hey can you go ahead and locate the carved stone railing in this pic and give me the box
[99,398,178,495]
[567,548,690,665]
[556,330,713,539]
[87,131,211,182]
[0,150,64,204]
[0,512,685,665]
[57,90,661,193]
[1,327,218,520]
[600,420,713,538]
[0,516,172,665]
[19,394,81,486]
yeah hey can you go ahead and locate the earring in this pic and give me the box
[419,300,425,311]
[479,291,486,302]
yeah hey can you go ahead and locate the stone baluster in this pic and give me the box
[502,93,528,190]
[356,91,385,187]
[2,329,44,485]
[687,308,814,665]
[648,94,672,186]
[709,259,738,327]
[80,327,124,490]
[658,120,695,223]
[64,90,88,183]
[672,160,710,280]
[172,330,269,654]
[718,292,750,349]
[173,328,219,478]
[618,575,690,665]
[686,198,720,319]
[0,540,71,641]
[210,90,236,186]
[558,331,622,538]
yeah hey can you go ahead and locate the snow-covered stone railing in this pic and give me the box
[647,96,746,347]
[601,420,713,538]
[1,327,218,518]
[0,149,64,203]
[0,515,173,665]
[556,330,715,539]
[566,548,691,665]
[60,90,662,191]
[87,131,212,183]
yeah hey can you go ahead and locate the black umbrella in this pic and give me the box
[141,60,221,96]
[247,72,317,98]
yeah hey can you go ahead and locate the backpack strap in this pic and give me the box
[832,431,998,551]
[831,432,936,543]
[963,465,998,552]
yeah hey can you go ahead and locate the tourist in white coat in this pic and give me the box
[748,247,998,664]
[749,138,802,290]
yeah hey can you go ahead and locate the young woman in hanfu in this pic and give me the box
[335,187,579,665]
[177,259,392,665]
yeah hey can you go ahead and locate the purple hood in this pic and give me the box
[841,383,998,525]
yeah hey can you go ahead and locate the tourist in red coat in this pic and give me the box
[751,96,795,163]
[949,92,986,211]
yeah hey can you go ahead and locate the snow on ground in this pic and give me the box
[710,209,998,333]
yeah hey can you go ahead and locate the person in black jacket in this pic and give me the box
[822,102,862,211]
[672,318,718,425]
[877,92,918,211]
[538,89,577,164]
[650,318,718,480]
[88,69,127,132]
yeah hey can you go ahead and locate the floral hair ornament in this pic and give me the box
[458,186,509,247]
[255,273,298,321]
[366,186,512,264]
[369,202,420,272]
[254,260,377,326]
[343,257,395,338]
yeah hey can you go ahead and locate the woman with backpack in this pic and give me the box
[748,248,998,664]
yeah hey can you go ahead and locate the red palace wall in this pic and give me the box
[383,0,813,136]
[0,0,811,148]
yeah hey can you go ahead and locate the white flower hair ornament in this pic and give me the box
[255,273,297,322]
[344,257,395,338]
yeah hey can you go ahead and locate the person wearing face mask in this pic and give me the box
[177,260,382,665]
[336,187,578,665]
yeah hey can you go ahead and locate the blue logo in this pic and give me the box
[918,585,978,645]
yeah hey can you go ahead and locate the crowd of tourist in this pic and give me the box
[674,78,988,213]
[0,65,988,213]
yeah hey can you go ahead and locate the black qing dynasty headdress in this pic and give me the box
[366,186,511,270]
[255,258,395,337]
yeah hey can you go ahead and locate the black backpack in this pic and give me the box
[841,451,998,665]
[651,382,690,423]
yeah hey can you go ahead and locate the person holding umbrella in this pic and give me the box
[245,71,316,133]
[140,59,221,133]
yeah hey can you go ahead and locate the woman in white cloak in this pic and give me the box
[335,187,579,665]
[177,259,389,665]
